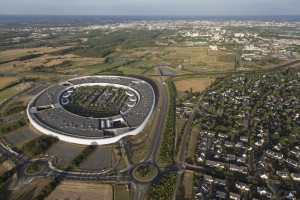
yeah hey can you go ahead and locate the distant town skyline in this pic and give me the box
[0,0,300,16]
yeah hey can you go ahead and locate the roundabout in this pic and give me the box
[27,76,155,145]
[132,164,158,183]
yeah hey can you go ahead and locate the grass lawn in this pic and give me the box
[0,86,19,104]
[117,66,147,75]
[185,123,200,164]
[115,157,127,171]
[129,125,151,163]
[180,172,194,200]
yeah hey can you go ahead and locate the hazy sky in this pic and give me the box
[0,0,299,15]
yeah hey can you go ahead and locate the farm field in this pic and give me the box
[0,44,105,80]
[47,141,85,166]
[0,47,71,62]
[0,46,235,80]
[0,53,104,74]
[46,181,113,200]
[111,47,235,71]
[174,77,215,93]
[4,127,39,146]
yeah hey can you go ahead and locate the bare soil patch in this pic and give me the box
[174,77,215,93]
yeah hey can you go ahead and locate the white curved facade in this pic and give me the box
[27,76,155,145]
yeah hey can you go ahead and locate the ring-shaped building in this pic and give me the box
[27,76,155,145]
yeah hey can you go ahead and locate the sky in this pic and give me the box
[0,0,299,16]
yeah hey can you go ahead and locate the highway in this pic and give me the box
[171,59,300,78]
[145,67,168,163]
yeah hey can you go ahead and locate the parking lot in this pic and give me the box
[4,127,39,146]
[80,148,112,171]
[47,141,84,166]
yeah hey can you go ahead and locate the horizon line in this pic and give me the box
[1,14,300,17]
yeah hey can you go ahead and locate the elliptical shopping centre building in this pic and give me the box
[27,76,155,145]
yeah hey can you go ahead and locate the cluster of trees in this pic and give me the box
[31,60,72,72]
[65,86,127,118]
[49,47,80,56]
[252,57,282,66]
[0,118,28,134]
[0,31,32,51]
[20,135,58,158]
[147,172,177,200]
[64,29,162,58]
[31,65,45,72]
[17,53,43,61]
[121,29,161,49]
[136,165,152,177]
[1,101,26,116]
[68,145,97,169]
[25,163,43,174]
[0,53,44,64]
[159,80,177,164]
[73,47,114,58]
